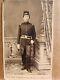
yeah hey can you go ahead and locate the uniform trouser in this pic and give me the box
[20,44,35,69]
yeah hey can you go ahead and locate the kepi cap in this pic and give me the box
[23,11,30,18]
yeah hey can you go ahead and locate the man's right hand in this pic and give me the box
[17,44,20,50]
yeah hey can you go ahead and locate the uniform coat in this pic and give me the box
[17,22,36,44]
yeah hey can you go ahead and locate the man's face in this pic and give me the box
[23,15,30,22]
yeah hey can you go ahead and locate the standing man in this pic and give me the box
[17,11,36,72]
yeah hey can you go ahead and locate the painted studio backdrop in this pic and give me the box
[3,0,53,80]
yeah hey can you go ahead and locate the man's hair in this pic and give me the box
[23,11,30,18]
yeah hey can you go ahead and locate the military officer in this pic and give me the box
[17,11,36,72]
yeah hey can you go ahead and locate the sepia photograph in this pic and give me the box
[2,0,53,80]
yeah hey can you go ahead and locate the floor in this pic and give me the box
[4,40,52,80]
[4,62,52,80]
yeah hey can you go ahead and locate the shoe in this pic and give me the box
[27,69,32,73]
[21,67,26,70]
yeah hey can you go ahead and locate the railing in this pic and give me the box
[41,0,53,59]
[4,37,21,59]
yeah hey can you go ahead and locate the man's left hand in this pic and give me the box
[31,40,34,44]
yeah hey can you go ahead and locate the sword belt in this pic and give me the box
[20,35,32,40]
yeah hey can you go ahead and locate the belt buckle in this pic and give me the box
[25,35,27,38]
